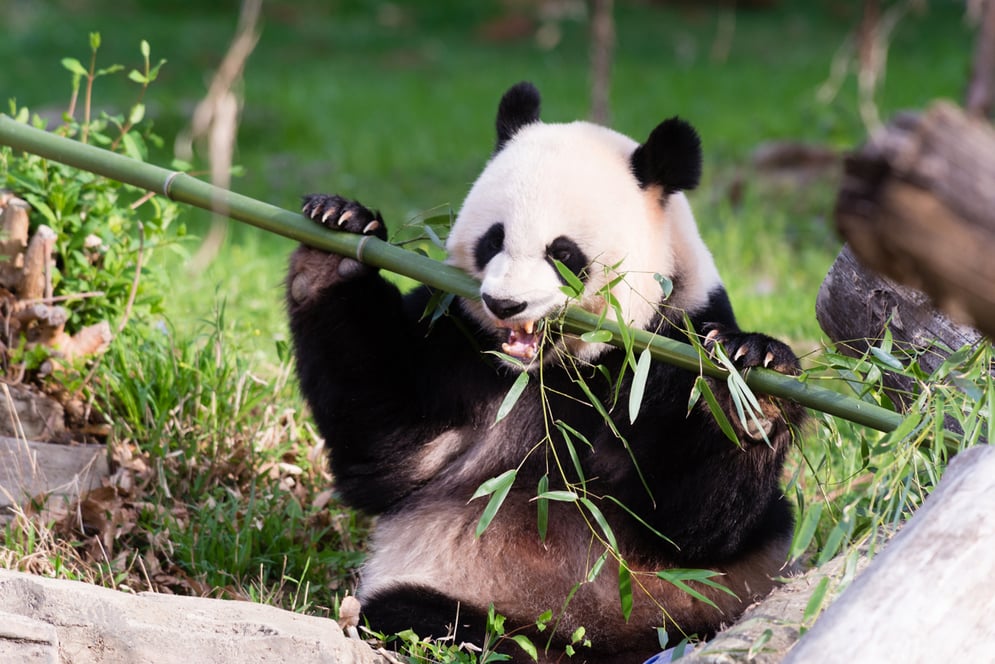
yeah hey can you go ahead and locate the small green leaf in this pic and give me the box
[580,329,613,344]
[692,376,739,445]
[802,575,831,627]
[654,273,674,300]
[870,345,904,370]
[128,103,145,125]
[94,64,124,77]
[618,560,633,621]
[128,69,148,84]
[536,609,553,631]
[62,57,88,76]
[579,497,616,550]
[789,501,823,562]
[473,469,516,538]
[471,468,517,501]
[656,568,737,609]
[89,31,101,50]
[586,550,609,582]
[748,629,773,658]
[537,475,549,542]
[510,634,538,661]
[140,39,151,58]
[628,348,652,424]
[570,626,586,644]
[536,490,579,502]
[554,259,584,297]
[496,372,529,423]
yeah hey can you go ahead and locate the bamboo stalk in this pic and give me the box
[0,114,904,432]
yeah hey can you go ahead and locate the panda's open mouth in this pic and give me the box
[495,319,539,361]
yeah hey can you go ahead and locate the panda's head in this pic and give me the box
[446,82,722,368]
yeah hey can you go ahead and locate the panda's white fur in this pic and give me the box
[447,120,722,364]
[286,82,805,664]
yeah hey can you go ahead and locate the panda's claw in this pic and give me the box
[301,194,388,241]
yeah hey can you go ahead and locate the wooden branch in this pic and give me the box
[835,102,995,338]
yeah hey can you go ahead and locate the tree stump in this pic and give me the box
[834,101,995,339]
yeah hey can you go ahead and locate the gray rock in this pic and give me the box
[0,570,389,663]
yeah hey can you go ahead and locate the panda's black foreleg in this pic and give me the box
[701,322,805,442]
[702,324,801,375]
[287,195,451,511]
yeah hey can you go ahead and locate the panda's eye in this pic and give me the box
[474,223,505,271]
[549,247,571,263]
[546,236,589,282]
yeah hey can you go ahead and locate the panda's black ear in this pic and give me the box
[630,117,702,194]
[496,82,541,151]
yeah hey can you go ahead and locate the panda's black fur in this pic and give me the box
[287,82,804,664]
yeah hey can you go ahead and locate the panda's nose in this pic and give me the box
[482,294,527,320]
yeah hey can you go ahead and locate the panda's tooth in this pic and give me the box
[501,342,514,355]
[524,320,535,335]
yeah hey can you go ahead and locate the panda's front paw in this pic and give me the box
[703,324,800,376]
[302,194,388,241]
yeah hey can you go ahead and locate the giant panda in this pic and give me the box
[286,82,804,664]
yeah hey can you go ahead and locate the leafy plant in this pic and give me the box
[1,33,182,337]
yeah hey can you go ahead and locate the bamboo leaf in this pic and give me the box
[579,497,617,551]
[790,501,823,562]
[496,372,529,423]
[554,260,583,297]
[537,475,549,542]
[870,345,903,370]
[656,568,736,609]
[471,468,517,501]
[802,576,831,628]
[618,560,633,622]
[537,490,578,502]
[629,348,652,424]
[581,329,613,344]
[587,550,609,582]
[472,469,516,538]
[693,376,739,445]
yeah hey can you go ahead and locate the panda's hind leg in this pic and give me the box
[361,585,488,649]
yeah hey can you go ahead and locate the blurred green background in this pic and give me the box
[1,0,976,359]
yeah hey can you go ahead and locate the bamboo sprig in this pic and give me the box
[0,114,904,432]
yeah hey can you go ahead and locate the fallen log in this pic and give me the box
[835,102,995,338]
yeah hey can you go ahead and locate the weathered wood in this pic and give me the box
[784,444,995,663]
[817,244,986,406]
[0,435,107,523]
[0,195,29,290]
[835,102,995,338]
[682,551,869,663]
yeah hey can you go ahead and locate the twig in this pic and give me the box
[967,0,995,117]
[117,221,144,335]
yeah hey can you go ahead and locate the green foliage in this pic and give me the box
[1,34,182,336]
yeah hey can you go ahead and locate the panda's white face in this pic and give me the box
[446,118,720,368]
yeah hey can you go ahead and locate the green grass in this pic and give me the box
[1,0,989,656]
[1,0,975,352]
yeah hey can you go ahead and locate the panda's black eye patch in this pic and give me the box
[546,236,589,282]
[474,223,505,271]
